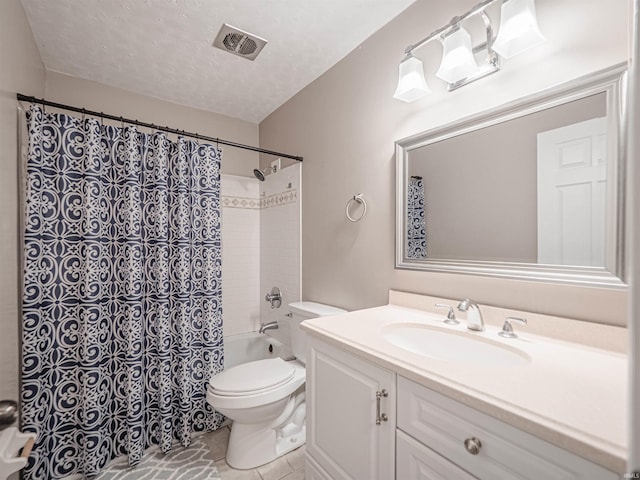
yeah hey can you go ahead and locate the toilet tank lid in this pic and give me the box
[288,301,347,317]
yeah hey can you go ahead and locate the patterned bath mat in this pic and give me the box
[94,437,221,480]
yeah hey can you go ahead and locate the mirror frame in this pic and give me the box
[395,64,627,288]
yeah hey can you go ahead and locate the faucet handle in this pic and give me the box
[498,317,527,338]
[265,287,282,309]
[435,304,459,325]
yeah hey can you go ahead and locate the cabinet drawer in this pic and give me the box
[397,377,617,480]
[397,429,477,480]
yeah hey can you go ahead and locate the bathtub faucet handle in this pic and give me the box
[265,287,282,309]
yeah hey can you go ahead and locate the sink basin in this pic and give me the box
[382,324,531,367]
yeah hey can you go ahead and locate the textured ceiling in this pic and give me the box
[20,0,415,123]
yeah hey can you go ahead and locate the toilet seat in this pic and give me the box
[207,359,305,410]
[210,358,295,396]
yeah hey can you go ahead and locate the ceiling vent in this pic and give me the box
[213,24,267,61]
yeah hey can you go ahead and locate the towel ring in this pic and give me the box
[345,194,367,222]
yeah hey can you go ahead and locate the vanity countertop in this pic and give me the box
[301,298,627,473]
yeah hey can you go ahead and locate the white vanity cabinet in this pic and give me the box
[306,337,396,480]
[302,295,625,479]
[396,376,618,480]
[305,334,619,480]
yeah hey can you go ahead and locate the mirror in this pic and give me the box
[395,65,627,287]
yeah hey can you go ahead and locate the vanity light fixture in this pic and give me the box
[435,25,480,84]
[393,0,545,101]
[492,0,546,58]
[393,53,431,102]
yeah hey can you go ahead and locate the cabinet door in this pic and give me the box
[307,337,396,480]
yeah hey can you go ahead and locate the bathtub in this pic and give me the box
[224,332,294,369]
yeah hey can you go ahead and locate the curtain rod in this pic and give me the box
[16,93,303,162]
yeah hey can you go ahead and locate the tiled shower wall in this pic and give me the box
[221,174,261,336]
[221,163,301,342]
[259,163,302,346]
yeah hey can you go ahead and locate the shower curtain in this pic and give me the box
[21,106,224,479]
[407,175,427,258]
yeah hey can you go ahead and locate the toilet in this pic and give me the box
[206,301,346,470]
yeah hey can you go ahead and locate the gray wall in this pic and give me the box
[0,0,46,402]
[259,0,630,325]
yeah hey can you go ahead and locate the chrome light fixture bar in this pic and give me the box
[393,0,544,102]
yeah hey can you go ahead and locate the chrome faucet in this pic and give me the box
[259,321,279,334]
[498,317,527,338]
[457,298,485,332]
[434,303,459,325]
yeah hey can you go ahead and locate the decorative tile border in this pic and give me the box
[221,196,261,209]
[261,189,297,209]
[222,189,297,210]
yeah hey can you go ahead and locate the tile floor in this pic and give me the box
[201,426,305,480]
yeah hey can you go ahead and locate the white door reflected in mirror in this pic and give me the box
[537,117,609,267]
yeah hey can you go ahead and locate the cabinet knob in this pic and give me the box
[464,437,482,455]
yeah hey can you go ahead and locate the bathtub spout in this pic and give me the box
[259,321,279,334]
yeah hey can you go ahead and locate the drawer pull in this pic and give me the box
[464,437,482,455]
[376,389,388,425]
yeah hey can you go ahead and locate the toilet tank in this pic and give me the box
[288,302,346,364]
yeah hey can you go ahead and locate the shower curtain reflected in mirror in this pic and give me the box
[407,175,427,259]
[21,106,224,479]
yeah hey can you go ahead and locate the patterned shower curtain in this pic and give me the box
[21,106,224,479]
[407,175,427,259]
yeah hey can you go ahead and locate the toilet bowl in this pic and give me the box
[207,301,346,470]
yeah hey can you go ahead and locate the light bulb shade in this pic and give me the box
[492,0,546,58]
[435,27,480,84]
[393,55,431,103]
